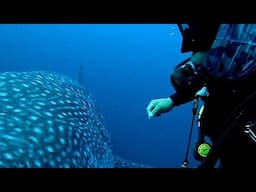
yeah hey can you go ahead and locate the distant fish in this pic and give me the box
[0,71,114,168]
[169,26,176,37]
[169,32,175,36]
[77,65,84,86]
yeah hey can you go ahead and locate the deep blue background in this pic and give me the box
[0,24,202,168]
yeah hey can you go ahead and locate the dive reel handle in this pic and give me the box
[192,97,199,115]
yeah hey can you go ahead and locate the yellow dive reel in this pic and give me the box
[193,105,212,161]
[181,87,212,168]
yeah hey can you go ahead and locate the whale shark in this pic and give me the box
[0,71,151,168]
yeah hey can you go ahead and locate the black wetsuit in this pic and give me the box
[171,24,256,168]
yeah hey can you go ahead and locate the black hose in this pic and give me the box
[182,98,199,168]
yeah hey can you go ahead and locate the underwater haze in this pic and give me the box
[0,24,201,168]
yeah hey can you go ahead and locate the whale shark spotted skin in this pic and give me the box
[0,71,114,168]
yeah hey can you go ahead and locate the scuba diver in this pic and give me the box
[146,24,256,168]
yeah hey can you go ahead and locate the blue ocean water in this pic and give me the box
[0,24,202,168]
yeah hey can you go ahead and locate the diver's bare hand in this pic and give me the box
[146,97,174,119]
